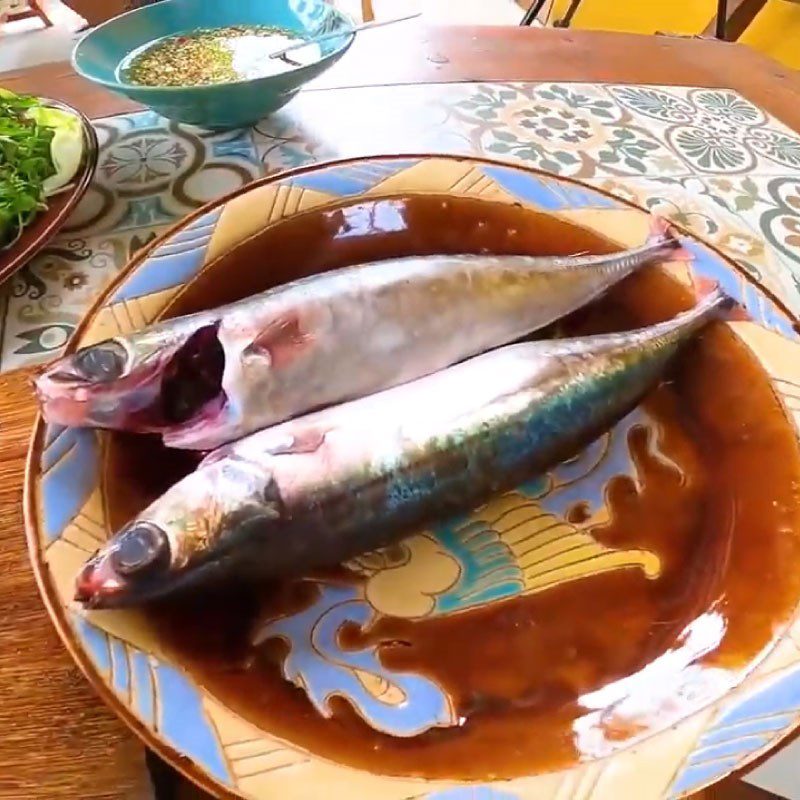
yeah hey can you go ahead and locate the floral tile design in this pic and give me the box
[586,174,800,315]
[3,80,800,371]
[78,112,263,236]
[452,83,687,178]
[607,86,800,176]
[2,226,168,363]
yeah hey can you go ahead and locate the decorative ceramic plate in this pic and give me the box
[0,100,99,284]
[25,155,800,800]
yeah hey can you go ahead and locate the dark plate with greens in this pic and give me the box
[0,91,98,284]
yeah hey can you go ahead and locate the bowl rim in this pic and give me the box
[70,0,356,95]
[24,152,800,800]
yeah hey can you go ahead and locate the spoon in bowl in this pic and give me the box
[269,11,423,61]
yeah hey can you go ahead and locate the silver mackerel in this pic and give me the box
[74,289,730,608]
[36,216,685,449]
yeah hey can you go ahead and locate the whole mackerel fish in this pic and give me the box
[74,289,730,609]
[37,217,684,450]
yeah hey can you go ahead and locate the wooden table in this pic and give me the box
[1,25,798,800]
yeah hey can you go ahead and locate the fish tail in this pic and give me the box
[630,285,742,357]
[657,287,743,347]
[692,278,749,322]
[646,214,693,263]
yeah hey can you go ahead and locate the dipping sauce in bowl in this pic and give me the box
[72,0,353,127]
[119,25,323,87]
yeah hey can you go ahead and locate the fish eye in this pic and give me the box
[73,340,128,382]
[110,522,169,576]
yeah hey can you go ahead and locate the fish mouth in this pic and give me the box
[74,546,225,609]
[74,521,173,609]
[75,559,173,609]
[38,323,229,437]
[75,554,131,609]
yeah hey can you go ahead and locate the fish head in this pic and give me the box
[34,320,225,433]
[74,455,281,607]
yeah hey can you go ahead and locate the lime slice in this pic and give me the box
[25,105,85,195]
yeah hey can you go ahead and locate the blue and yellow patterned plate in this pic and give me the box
[24,155,800,799]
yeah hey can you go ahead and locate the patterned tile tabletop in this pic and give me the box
[3,81,800,372]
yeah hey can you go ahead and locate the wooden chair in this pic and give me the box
[520,0,736,36]
[736,0,800,67]
[521,0,578,27]
[700,0,769,39]
[58,0,156,29]
[0,0,52,28]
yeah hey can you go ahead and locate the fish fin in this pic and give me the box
[268,428,327,455]
[199,443,234,467]
[244,313,314,368]
[647,214,693,263]
[693,278,749,321]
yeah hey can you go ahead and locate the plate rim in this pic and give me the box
[54,153,800,354]
[23,152,800,800]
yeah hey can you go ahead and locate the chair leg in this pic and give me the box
[29,0,53,27]
[361,0,375,22]
[520,0,550,26]
[553,0,583,27]
[702,0,767,39]
[716,0,728,37]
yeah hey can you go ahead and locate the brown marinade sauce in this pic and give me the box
[102,194,800,780]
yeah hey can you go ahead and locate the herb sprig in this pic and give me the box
[0,91,57,249]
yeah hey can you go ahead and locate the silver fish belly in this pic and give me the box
[36,217,684,449]
[73,290,728,608]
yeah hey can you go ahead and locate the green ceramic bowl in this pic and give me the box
[72,0,354,129]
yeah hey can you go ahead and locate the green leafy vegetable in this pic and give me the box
[0,89,84,250]
[27,106,83,195]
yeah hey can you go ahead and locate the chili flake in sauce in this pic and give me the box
[122,26,317,87]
